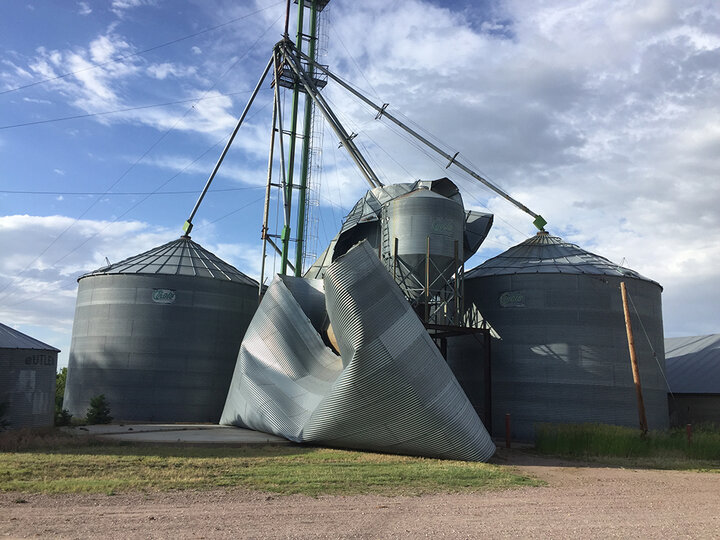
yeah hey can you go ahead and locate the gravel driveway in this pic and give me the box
[2,449,718,539]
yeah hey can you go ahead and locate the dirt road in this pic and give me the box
[2,450,718,539]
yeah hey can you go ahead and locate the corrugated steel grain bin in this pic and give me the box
[63,236,258,423]
[0,323,59,429]
[455,231,669,440]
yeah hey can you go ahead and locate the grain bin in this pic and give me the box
[455,231,668,440]
[383,188,466,299]
[305,178,493,306]
[63,235,258,423]
[0,322,59,429]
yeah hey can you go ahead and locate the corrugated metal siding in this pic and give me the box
[665,334,720,394]
[459,271,668,440]
[446,335,489,422]
[0,348,57,429]
[221,241,495,461]
[64,273,257,422]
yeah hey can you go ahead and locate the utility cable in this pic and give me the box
[210,195,266,224]
[0,14,281,303]
[627,288,674,397]
[0,2,285,96]
[0,91,254,130]
[375,116,529,246]
[0,187,263,196]
[328,20,382,101]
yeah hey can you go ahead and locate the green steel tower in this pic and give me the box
[278,0,329,277]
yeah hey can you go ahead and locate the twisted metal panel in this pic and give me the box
[221,241,495,461]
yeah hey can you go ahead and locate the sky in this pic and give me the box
[1,0,719,369]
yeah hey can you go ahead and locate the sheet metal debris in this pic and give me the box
[221,241,495,461]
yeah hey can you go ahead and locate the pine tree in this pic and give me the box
[86,394,113,424]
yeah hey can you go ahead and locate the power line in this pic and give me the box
[0,14,281,303]
[0,187,262,196]
[0,91,254,130]
[0,2,285,96]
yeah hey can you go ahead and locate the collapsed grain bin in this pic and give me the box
[63,235,258,423]
[0,322,59,429]
[450,231,669,440]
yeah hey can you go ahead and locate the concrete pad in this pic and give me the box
[62,424,291,445]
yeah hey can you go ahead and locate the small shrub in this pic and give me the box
[86,394,113,425]
[55,407,72,426]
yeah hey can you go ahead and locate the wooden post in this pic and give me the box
[620,282,649,434]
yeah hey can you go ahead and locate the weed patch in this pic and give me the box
[535,423,720,468]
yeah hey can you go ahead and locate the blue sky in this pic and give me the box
[1,0,719,368]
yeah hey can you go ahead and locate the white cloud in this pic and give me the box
[0,214,266,368]
[53,168,65,176]
[314,0,720,337]
[22,96,52,104]
[111,0,153,17]
[191,46,202,55]
[138,152,268,187]
[77,2,92,16]
[146,62,198,80]
[9,29,240,138]
[3,0,719,344]
[0,215,174,367]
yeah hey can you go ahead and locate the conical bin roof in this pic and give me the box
[467,231,660,286]
[80,235,257,286]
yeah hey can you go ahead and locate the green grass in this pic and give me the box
[535,423,720,469]
[0,428,538,496]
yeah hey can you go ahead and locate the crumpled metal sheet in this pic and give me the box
[220,241,495,462]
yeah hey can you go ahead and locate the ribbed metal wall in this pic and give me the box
[0,348,57,429]
[64,237,258,423]
[446,335,489,425]
[222,241,495,461]
[453,233,669,440]
[384,190,465,294]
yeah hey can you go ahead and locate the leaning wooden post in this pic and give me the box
[620,282,649,435]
